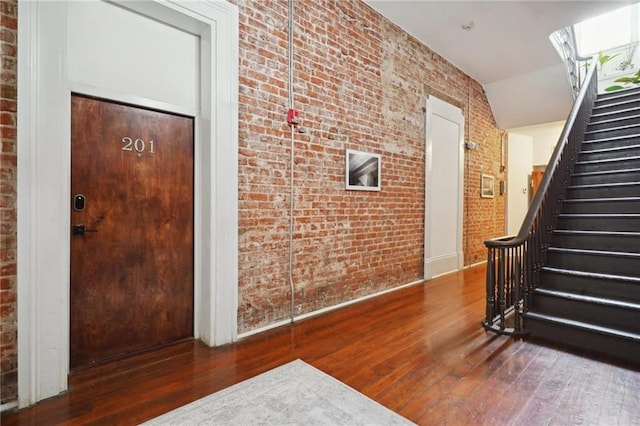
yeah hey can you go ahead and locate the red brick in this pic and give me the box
[1,0,16,405]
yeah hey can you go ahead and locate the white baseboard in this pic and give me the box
[425,252,461,279]
[465,259,487,269]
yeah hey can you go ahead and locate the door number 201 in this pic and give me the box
[122,137,155,154]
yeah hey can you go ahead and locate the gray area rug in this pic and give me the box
[141,359,415,425]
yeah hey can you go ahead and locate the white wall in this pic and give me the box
[510,121,565,166]
[484,64,573,129]
[506,133,533,236]
[506,120,564,235]
[67,1,199,110]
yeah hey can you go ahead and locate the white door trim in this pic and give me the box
[17,0,239,407]
[424,96,464,279]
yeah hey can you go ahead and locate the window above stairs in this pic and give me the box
[574,3,640,94]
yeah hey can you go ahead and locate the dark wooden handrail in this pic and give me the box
[482,60,598,335]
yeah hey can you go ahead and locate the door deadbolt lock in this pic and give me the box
[72,225,98,236]
[73,194,86,211]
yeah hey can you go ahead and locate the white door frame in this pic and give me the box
[424,96,464,279]
[17,0,239,407]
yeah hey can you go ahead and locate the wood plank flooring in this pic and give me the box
[2,264,639,425]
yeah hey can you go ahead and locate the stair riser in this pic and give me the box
[540,270,640,303]
[571,170,640,185]
[546,251,640,277]
[588,116,640,131]
[574,158,640,174]
[524,316,640,363]
[532,293,640,334]
[585,126,640,141]
[551,233,640,253]
[567,185,640,198]
[557,217,640,232]
[581,137,640,151]
[562,200,640,214]
[579,147,640,162]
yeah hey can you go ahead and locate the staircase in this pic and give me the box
[523,87,640,363]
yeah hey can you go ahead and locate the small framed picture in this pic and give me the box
[346,149,381,191]
[481,173,495,198]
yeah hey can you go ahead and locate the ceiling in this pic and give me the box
[365,0,635,129]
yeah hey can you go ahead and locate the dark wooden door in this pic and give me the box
[70,95,194,370]
[531,170,544,202]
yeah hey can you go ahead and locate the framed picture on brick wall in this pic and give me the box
[481,173,495,198]
[346,149,381,191]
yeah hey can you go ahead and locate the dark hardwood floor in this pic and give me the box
[3,264,639,425]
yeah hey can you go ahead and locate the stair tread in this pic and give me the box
[581,144,640,154]
[548,246,640,258]
[585,123,640,135]
[594,95,640,105]
[575,155,640,165]
[568,181,640,189]
[594,98,640,111]
[558,213,640,217]
[582,133,640,144]
[596,88,640,101]
[533,288,640,310]
[523,311,640,341]
[571,167,640,177]
[553,229,640,237]
[588,113,640,126]
[563,196,640,202]
[591,106,640,120]
[542,266,640,283]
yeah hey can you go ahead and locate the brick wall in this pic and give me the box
[0,0,18,405]
[232,0,505,333]
[465,79,506,265]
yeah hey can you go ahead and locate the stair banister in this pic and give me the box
[482,59,599,336]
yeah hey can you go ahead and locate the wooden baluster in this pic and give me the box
[513,248,522,334]
[485,249,496,326]
[498,249,506,330]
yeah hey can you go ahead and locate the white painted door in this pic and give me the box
[424,96,464,279]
